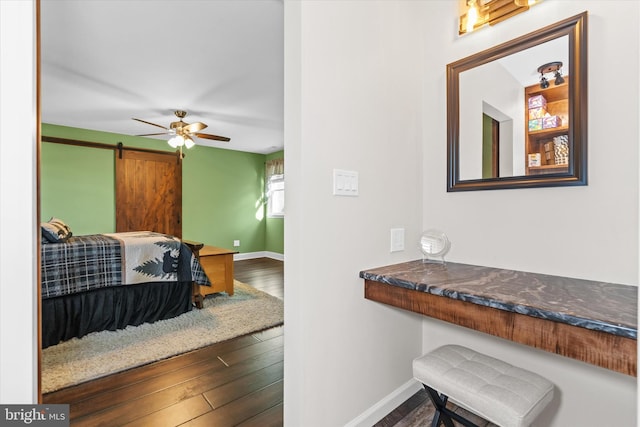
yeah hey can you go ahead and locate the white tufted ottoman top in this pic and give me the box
[413,345,554,427]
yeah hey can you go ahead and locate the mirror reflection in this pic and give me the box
[459,36,568,180]
[447,12,588,191]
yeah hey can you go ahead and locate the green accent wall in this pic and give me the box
[482,113,493,179]
[265,150,285,254]
[41,140,115,234]
[41,124,283,255]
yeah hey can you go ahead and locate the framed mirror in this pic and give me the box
[447,12,587,191]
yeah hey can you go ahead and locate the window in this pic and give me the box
[267,173,285,217]
[265,158,284,218]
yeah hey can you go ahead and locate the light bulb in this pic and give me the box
[466,5,478,33]
[540,76,549,89]
[168,135,185,147]
[184,136,195,149]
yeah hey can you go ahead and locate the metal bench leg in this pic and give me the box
[423,385,479,427]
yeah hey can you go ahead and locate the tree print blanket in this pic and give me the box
[105,231,185,284]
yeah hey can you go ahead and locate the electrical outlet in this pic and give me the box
[390,228,405,252]
[233,240,240,247]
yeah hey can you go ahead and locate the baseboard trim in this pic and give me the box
[234,251,284,261]
[344,379,422,427]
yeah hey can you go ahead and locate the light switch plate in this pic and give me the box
[333,169,359,196]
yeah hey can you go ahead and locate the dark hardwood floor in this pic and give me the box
[233,258,284,300]
[43,257,284,427]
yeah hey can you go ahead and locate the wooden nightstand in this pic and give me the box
[197,245,237,298]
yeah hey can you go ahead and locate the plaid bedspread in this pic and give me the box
[41,232,210,299]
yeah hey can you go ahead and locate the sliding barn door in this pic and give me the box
[115,150,182,238]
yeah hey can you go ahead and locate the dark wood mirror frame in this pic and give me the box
[447,12,588,191]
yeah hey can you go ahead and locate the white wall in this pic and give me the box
[459,61,522,180]
[422,1,638,426]
[284,1,426,425]
[0,0,39,403]
[426,1,638,283]
[286,1,637,426]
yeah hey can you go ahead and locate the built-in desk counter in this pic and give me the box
[359,260,637,376]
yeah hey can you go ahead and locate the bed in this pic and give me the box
[40,222,211,348]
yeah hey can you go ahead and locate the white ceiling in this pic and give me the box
[498,36,568,87]
[41,0,284,155]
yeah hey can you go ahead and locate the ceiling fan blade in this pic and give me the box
[132,118,170,130]
[183,121,208,133]
[135,132,171,137]
[195,133,231,142]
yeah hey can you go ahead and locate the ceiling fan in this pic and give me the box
[132,110,230,156]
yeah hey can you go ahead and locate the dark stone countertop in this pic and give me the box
[359,260,637,339]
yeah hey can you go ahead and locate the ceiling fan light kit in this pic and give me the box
[167,134,194,149]
[132,110,230,157]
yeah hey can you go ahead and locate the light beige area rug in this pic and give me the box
[42,281,283,393]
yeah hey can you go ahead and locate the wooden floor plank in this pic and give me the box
[373,387,429,427]
[203,361,283,409]
[182,380,283,427]
[253,325,284,342]
[121,395,212,427]
[218,335,284,367]
[236,402,284,427]
[69,355,228,419]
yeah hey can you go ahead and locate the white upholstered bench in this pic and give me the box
[413,345,554,427]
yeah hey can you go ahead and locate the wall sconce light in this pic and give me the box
[465,0,480,33]
[537,61,564,89]
[514,0,539,6]
[459,0,487,35]
[459,0,543,36]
